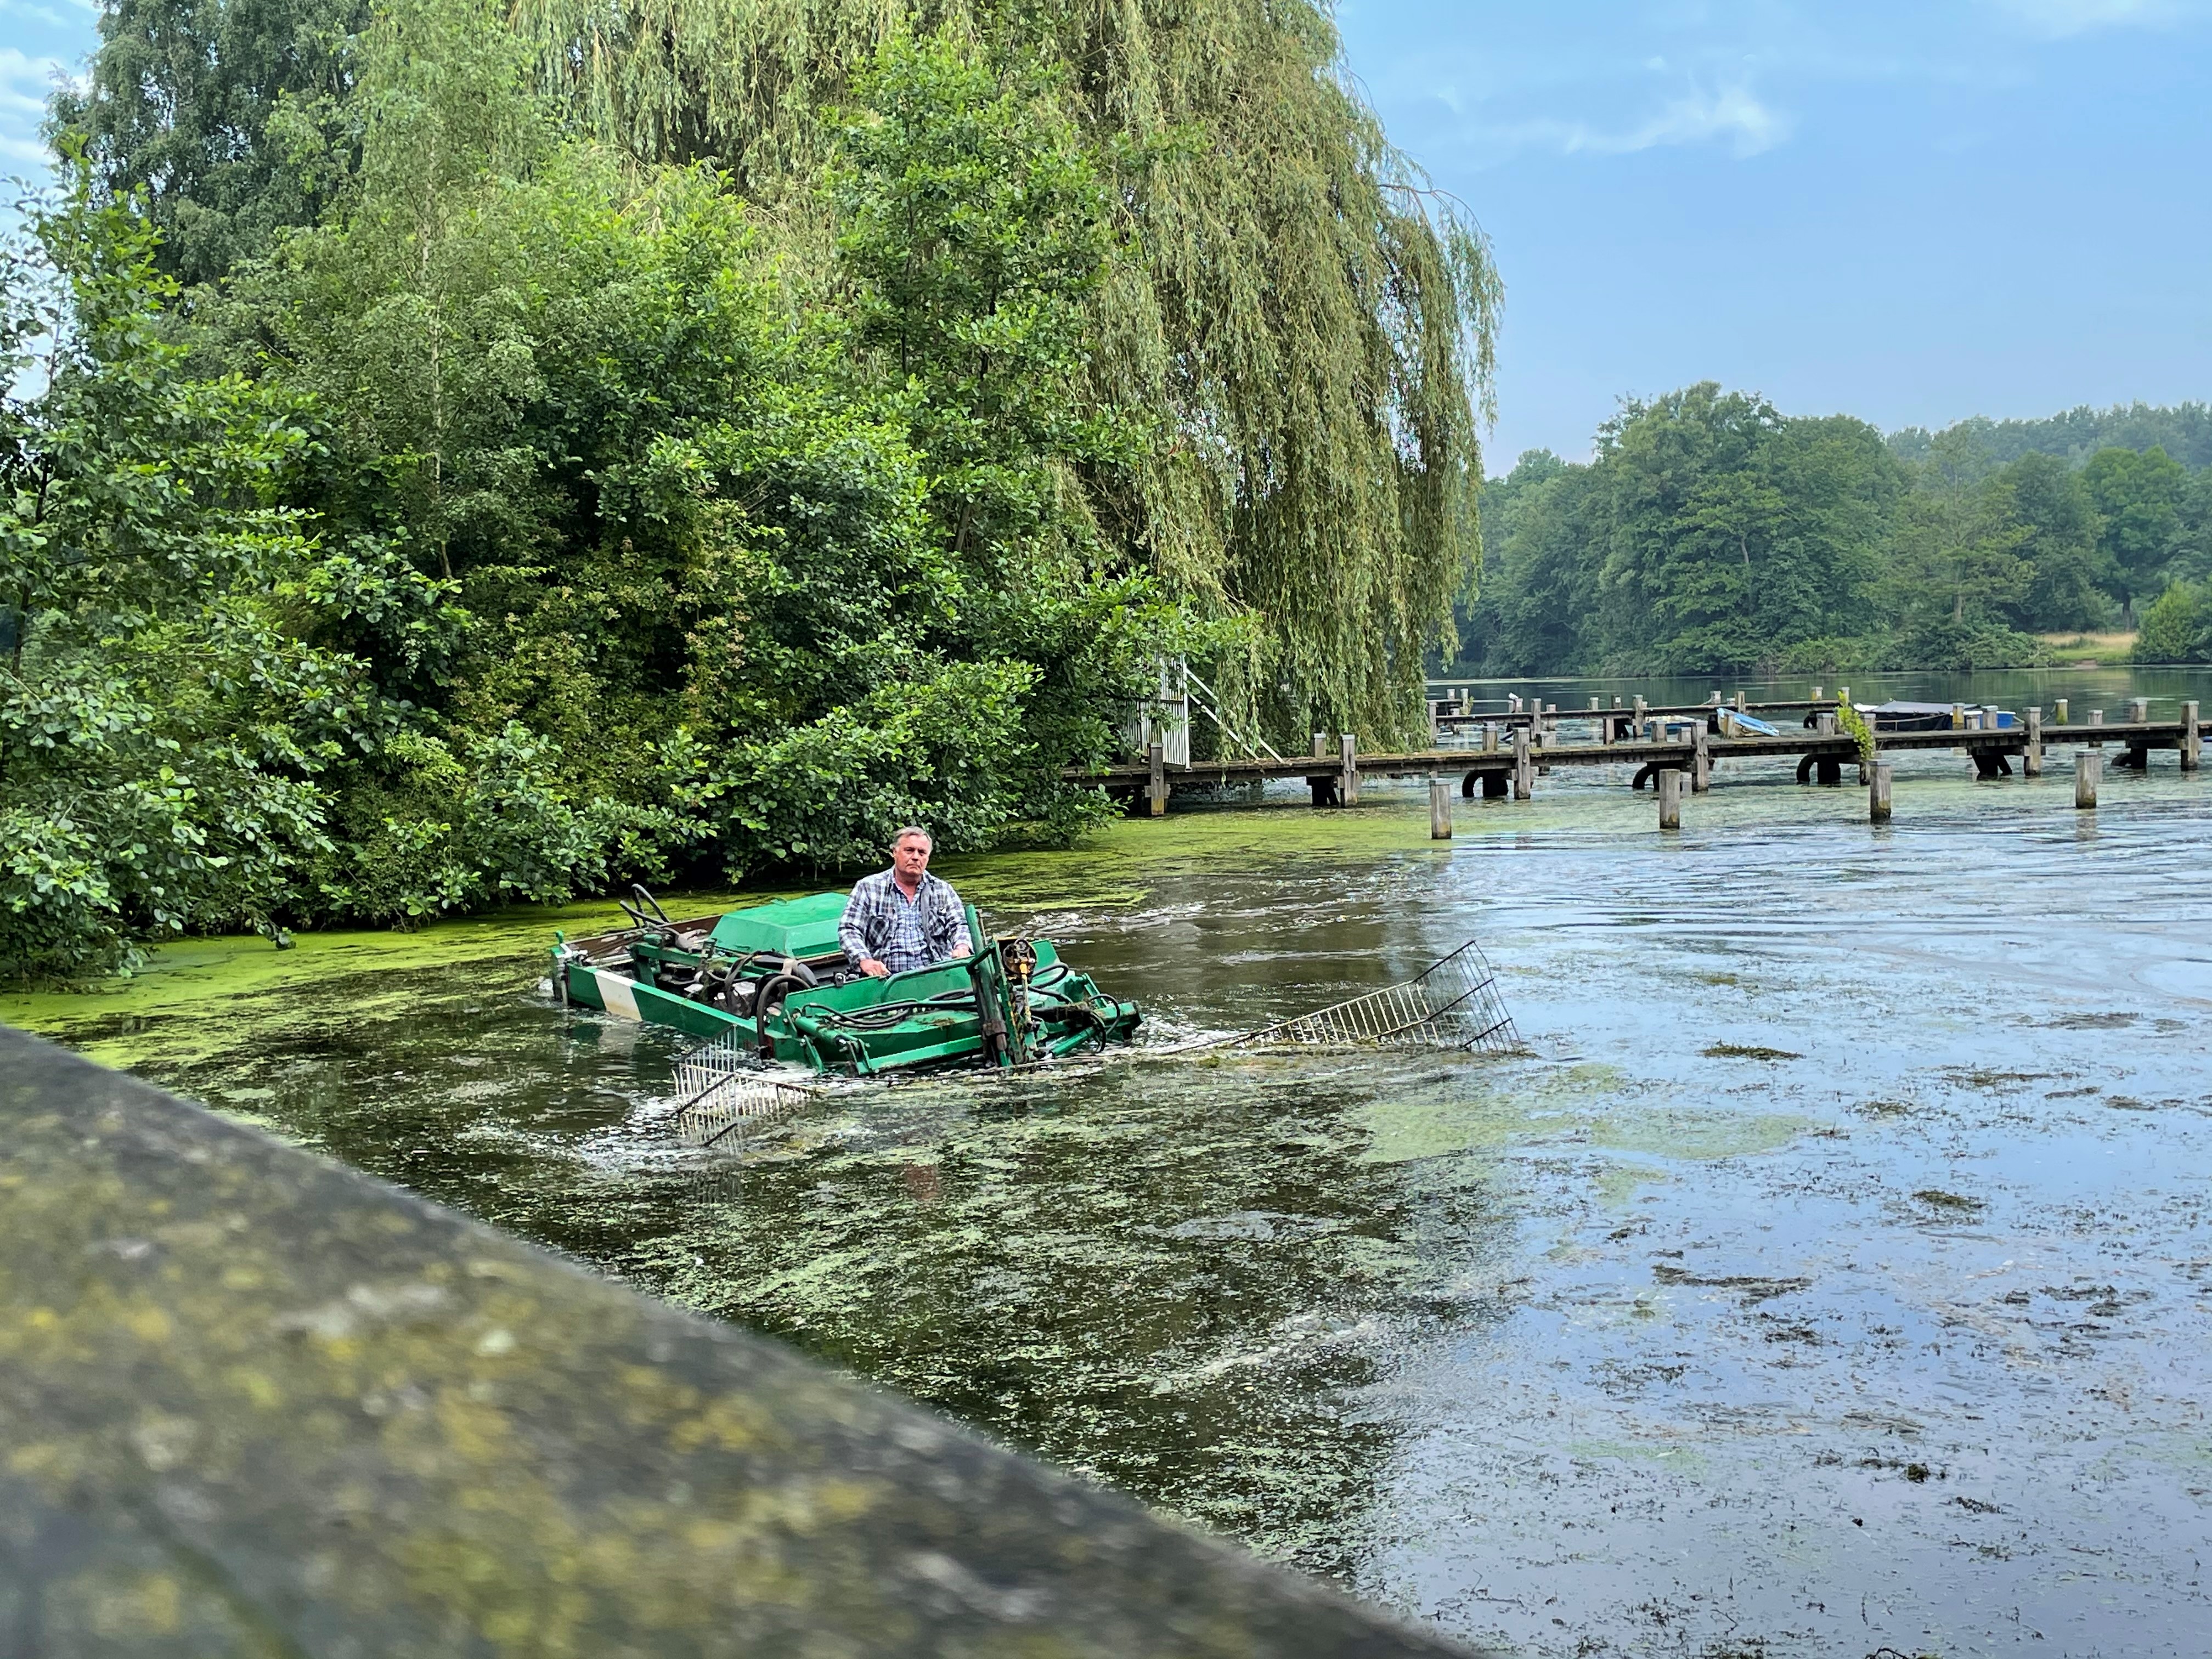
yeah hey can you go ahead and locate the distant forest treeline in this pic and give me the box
[1888,402,2212,473]
[1451,388,2212,677]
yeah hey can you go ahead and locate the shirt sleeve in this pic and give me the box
[837,881,874,963]
[931,883,970,955]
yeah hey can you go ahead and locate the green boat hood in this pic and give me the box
[707,891,850,960]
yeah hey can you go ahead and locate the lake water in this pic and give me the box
[11,666,2212,1657]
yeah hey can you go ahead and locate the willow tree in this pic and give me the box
[508,0,1500,742]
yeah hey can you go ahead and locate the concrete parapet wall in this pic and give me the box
[0,1028,1478,1658]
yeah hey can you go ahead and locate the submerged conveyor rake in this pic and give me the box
[668,935,1521,1147]
[1209,938,1520,1056]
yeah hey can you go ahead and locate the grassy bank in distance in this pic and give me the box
[2040,630,2139,665]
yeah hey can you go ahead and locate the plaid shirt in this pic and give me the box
[838,869,969,973]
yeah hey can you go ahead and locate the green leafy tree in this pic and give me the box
[2123,584,2212,663]
[1893,403,2212,472]
[50,0,368,287]
[2083,443,2187,613]
[1589,387,1897,673]
[224,4,1180,893]
[1453,451,1595,674]
[1881,476,2037,668]
[827,33,1135,563]
[510,0,1499,745]
[60,0,1503,744]
[2131,582,2212,663]
[0,176,396,975]
[2000,451,2111,633]
[2166,466,2212,587]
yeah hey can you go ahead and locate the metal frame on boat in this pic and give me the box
[551,887,1142,1083]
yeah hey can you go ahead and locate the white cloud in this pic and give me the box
[1485,82,1793,160]
[0,48,63,180]
[1,47,65,111]
[1984,0,2202,36]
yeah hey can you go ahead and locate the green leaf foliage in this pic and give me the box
[1464,385,1902,676]
[478,0,1502,743]
[12,0,1226,975]
[50,0,369,287]
[0,178,391,976]
[2083,444,2188,610]
[1452,386,2205,679]
[2132,582,2212,664]
[1891,403,2212,472]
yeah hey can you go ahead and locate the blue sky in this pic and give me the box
[1338,0,2212,467]
[5,1,2208,469]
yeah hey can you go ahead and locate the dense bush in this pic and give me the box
[2132,583,2212,664]
[1,187,383,975]
[4,13,1204,978]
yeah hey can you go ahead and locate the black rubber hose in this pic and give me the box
[752,973,806,1059]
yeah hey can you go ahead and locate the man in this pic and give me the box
[838,826,973,979]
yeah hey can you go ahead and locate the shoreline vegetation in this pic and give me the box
[3,0,2204,986]
[2038,630,2144,666]
[1448,390,2211,682]
[4,0,1497,983]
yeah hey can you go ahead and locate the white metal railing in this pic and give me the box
[1179,663,1285,764]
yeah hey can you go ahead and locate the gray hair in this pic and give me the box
[890,825,934,850]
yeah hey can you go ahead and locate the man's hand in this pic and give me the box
[861,958,889,978]
[950,941,972,960]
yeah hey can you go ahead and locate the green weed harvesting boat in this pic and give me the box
[550,888,1142,1082]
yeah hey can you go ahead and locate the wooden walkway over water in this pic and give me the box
[1082,693,2207,824]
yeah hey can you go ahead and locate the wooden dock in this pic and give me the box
[1082,698,2207,821]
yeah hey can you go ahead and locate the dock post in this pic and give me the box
[2076,749,2101,810]
[2024,704,2042,776]
[1147,740,1166,817]
[2055,698,2069,725]
[1951,702,1965,731]
[2130,697,2149,724]
[1657,766,1682,831]
[1429,774,1452,839]
[1733,690,1746,712]
[1340,732,1359,805]
[1839,686,1851,707]
[1312,731,1327,759]
[1691,726,1711,793]
[1815,711,1837,735]
[1513,726,1533,800]
[2183,701,2202,772]
[2089,709,2103,748]
[1870,760,1893,822]
[1812,685,1823,701]
[1633,695,1647,727]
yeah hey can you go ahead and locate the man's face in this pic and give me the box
[893,835,932,881]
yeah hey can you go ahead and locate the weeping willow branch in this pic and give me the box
[505,0,1500,743]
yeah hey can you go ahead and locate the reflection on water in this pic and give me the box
[13,667,2212,1657]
